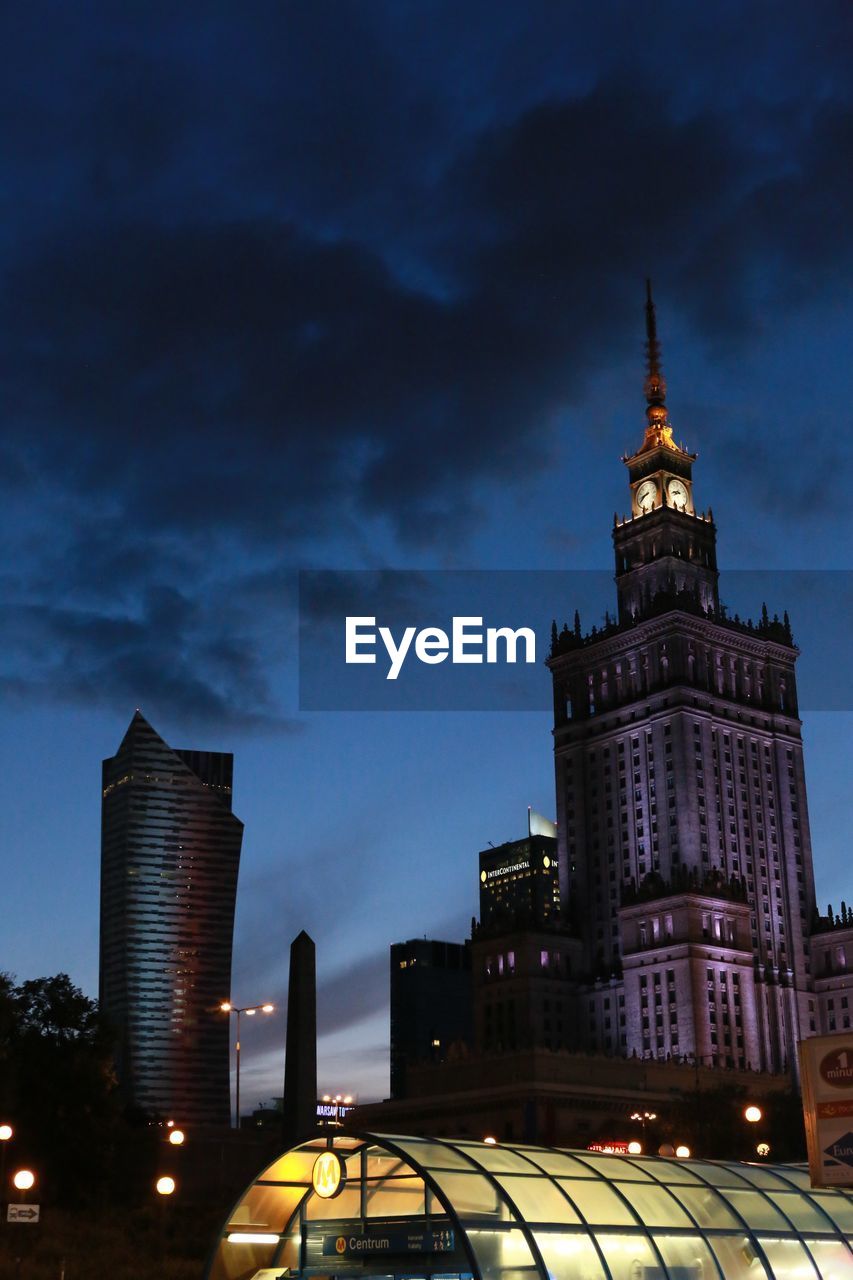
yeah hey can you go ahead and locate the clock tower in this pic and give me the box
[613,282,719,621]
[548,285,817,1078]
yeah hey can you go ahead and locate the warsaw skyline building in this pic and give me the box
[546,283,821,1076]
[99,711,243,1125]
[387,287,850,1121]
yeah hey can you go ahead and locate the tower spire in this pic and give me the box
[644,278,666,409]
[640,278,675,449]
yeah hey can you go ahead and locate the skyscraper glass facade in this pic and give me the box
[99,711,243,1126]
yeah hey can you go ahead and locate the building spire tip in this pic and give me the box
[643,278,666,410]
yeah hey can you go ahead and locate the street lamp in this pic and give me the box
[155,1176,176,1196]
[0,1124,12,1199]
[744,1104,763,1124]
[220,1001,275,1129]
[630,1110,657,1143]
[168,1129,185,1146]
[12,1170,35,1192]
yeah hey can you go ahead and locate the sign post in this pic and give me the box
[7,1205,40,1223]
[799,1033,853,1187]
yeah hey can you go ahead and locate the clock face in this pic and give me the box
[667,478,689,511]
[635,479,657,513]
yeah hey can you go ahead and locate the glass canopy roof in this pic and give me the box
[206,1132,853,1280]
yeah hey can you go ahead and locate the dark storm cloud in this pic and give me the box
[224,948,389,1070]
[1,587,289,731]
[317,950,389,1039]
[298,570,437,625]
[6,75,852,541]
[2,216,560,541]
[2,4,853,723]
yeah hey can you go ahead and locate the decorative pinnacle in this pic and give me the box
[644,278,667,411]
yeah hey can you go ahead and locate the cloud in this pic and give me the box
[2,10,853,724]
[317,951,389,1039]
[6,80,852,548]
[0,587,293,732]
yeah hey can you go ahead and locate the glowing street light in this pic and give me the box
[744,1104,763,1124]
[168,1129,185,1146]
[627,1141,643,1155]
[630,1110,658,1144]
[155,1175,176,1196]
[675,1145,691,1159]
[220,1000,275,1129]
[13,1169,35,1191]
[0,1124,12,1193]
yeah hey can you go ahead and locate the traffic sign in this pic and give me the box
[7,1204,40,1223]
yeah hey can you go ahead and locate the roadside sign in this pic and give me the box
[800,1034,853,1187]
[7,1204,40,1223]
[322,1226,456,1258]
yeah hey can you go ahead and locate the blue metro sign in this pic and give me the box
[823,1131,853,1168]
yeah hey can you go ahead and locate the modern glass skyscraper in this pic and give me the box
[99,711,243,1126]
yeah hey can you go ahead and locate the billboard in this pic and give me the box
[799,1033,853,1187]
[528,808,557,839]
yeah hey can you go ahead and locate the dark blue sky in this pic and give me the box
[2,3,852,1105]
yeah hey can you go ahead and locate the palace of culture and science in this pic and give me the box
[383,287,852,1136]
[548,283,819,1077]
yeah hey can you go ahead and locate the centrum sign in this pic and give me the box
[323,1227,455,1258]
[800,1034,853,1187]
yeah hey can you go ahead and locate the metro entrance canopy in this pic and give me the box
[206,1132,853,1280]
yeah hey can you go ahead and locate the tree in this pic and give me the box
[2,973,125,1205]
[14,973,103,1043]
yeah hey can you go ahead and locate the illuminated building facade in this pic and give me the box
[99,711,243,1125]
[472,811,578,1054]
[546,284,822,1074]
[479,825,560,929]
[208,1132,853,1280]
[372,288,849,1151]
[809,910,853,1036]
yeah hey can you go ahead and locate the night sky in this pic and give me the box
[2,3,852,1107]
